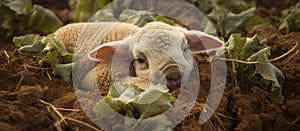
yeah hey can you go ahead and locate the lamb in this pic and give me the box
[54,22,223,91]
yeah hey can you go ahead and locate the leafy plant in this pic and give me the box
[279,1,300,33]
[90,8,176,27]
[93,83,175,130]
[189,0,250,14]
[13,34,73,82]
[0,0,62,37]
[69,0,113,22]
[218,34,285,104]
[203,7,268,38]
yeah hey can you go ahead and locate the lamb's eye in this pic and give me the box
[137,58,145,63]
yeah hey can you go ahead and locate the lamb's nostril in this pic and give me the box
[166,76,181,90]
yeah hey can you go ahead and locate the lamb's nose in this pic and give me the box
[166,76,181,90]
[165,66,181,90]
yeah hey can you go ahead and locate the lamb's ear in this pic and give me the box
[88,41,129,61]
[185,31,223,53]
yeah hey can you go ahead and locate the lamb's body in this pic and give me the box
[55,22,140,53]
[55,22,149,90]
[54,22,223,90]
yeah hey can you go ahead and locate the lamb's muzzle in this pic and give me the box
[164,66,181,89]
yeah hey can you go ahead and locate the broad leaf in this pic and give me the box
[13,34,73,83]
[119,9,156,27]
[53,63,74,83]
[224,34,245,72]
[204,7,268,38]
[279,1,300,33]
[0,1,62,37]
[2,0,31,15]
[93,83,174,130]
[26,5,63,33]
[18,42,45,55]
[247,47,285,104]
[89,7,117,22]
[69,0,113,22]
[223,34,285,104]
[13,34,40,47]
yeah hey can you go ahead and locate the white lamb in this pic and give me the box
[54,22,223,90]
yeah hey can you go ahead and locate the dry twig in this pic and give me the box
[216,112,235,121]
[15,75,25,92]
[213,113,227,131]
[46,71,53,81]
[291,116,300,126]
[4,50,10,62]
[25,64,51,70]
[39,100,101,131]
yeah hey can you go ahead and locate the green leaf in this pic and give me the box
[89,7,175,27]
[26,4,63,33]
[108,83,143,98]
[223,7,255,37]
[93,96,122,118]
[241,34,268,60]
[245,15,269,31]
[125,113,172,130]
[155,15,176,26]
[247,47,285,104]
[225,34,244,59]
[13,34,74,83]
[204,7,268,38]
[13,34,40,47]
[18,42,45,55]
[190,0,250,14]
[88,7,117,22]
[224,34,245,72]
[216,0,250,13]
[53,63,74,83]
[279,1,300,33]
[223,34,285,104]
[0,1,61,37]
[2,0,32,15]
[39,50,58,67]
[246,47,271,62]
[119,9,156,27]
[0,7,15,35]
[69,0,113,22]
[93,83,175,129]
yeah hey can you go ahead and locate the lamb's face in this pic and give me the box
[88,22,223,90]
[128,29,194,89]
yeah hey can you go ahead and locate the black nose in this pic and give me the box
[166,76,181,90]
[165,66,181,90]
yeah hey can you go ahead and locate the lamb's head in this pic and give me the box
[88,24,223,90]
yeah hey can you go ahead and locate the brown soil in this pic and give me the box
[0,1,299,131]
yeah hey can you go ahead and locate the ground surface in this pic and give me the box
[0,0,300,130]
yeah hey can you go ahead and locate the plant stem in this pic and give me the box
[270,43,298,62]
[39,100,101,131]
[132,104,151,130]
[215,57,260,64]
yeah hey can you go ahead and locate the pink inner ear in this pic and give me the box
[198,36,223,49]
[186,31,223,51]
[89,46,116,61]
